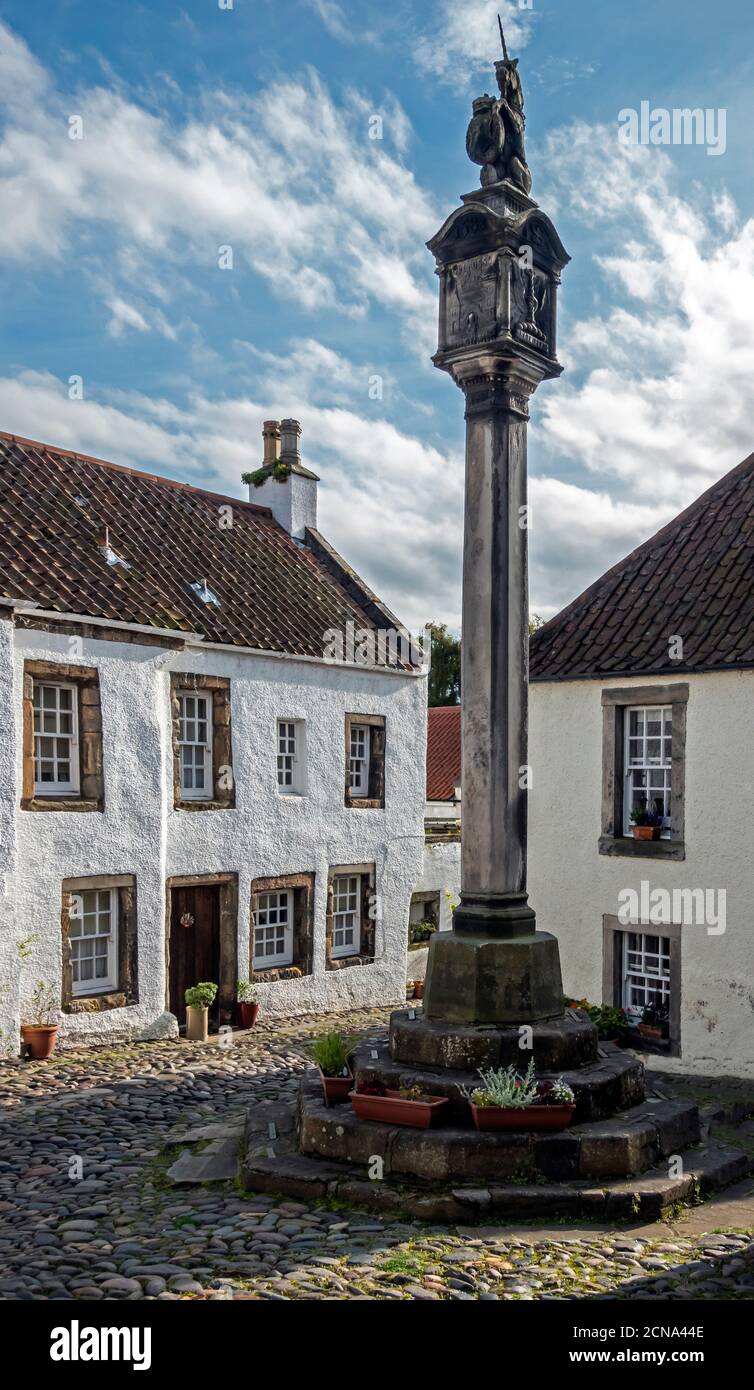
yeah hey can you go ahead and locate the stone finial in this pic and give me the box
[262,420,280,466]
[280,419,302,467]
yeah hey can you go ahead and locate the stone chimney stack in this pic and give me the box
[249,416,319,540]
[279,418,302,468]
[262,420,280,465]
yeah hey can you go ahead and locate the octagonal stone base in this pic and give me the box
[390,1009,599,1073]
[423,928,563,1024]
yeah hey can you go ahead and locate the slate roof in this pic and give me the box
[426,705,461,801]
[530,449,754,682]
[0,431,411,664]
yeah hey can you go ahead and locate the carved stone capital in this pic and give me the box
[451,357,543,418]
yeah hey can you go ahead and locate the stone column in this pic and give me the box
[423,359,564,1024]
[455,362,538,934]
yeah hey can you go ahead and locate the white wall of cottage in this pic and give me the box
[0,624,427,1047]
[529,669,754,1077]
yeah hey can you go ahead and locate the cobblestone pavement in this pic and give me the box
[0,1008,752,1302]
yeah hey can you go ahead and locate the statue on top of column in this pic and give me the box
[465,18,532,195]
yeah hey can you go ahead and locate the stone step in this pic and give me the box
[297,1073,700,1181]
[352,1042,645,1124]
[242,1116,752,1225]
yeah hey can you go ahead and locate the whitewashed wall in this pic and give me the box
[0,626,426,1046]
[529,670,754,1077]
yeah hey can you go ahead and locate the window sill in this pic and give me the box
[251,965,306,982]
[599,834,685,861]
[345,798,384,811]
[326,954,374,971]
[22,797,102,813]
[174,799,235,812]
[63,991,129,1014]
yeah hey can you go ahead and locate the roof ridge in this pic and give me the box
[0,430,273,519]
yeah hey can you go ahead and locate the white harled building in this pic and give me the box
[0,420,427,1047]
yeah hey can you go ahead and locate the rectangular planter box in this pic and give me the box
[470,1103,576,1133]
[350,1090,449,1129]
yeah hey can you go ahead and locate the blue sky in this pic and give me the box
[2,0,754,629]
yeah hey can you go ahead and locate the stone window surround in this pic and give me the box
[22,660,105,812]
[164,872,239,1026]
[61,874,138,1014]
[250,872,315,982]
[344,713,386,810]
[602,913,681,1057]
[599,683,688,861]
[326,862,376,970]
[170,673,235,811]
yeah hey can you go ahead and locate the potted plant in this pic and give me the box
[629,805,664,840]
[462,1059,576,1132]
[413,979,425,1000]
[638,1000,670,1041]
[21,982,60,1060]
[310,1030,356,1105]
[350,1079,449,1129]
[236,980,259,1029]
[184,982,217,1042]
[566,998,629,1044]
[406,980,416,999]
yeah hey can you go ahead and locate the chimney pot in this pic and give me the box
[280,418,302,466]
[262,420,280,466]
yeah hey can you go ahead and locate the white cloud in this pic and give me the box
[537,124,754,516]
[0,24,437,350]
[414,0,532,87]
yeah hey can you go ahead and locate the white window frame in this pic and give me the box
[69,887,119,996]
[332,874,361,958]
[277,719,306,794]
[33,681,80,795]
[253,889,294,968]
[622,930,671,1019]
[349,724,370,798]
[623,704,672,836]
[178,690,213,800]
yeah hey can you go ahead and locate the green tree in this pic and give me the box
[426,623,461,706]
[529,613,546,635]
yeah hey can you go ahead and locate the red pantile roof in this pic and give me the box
[530,449,754,682]
[0,431,411,663]
[426,705,461,801]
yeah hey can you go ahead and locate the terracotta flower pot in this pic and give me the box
[238,1001,259,1029]
[21,1024,59,1060]
[632,825,661,841]
[470,1102,576,1133]
[185,1004,209,1042]
[350,1089,449,1129]
[320,1069,353,1106]
[638,1023,664,1041]
[413,980,425,1000]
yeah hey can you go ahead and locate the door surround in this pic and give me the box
[165,872,238,1025]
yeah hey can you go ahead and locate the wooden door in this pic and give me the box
[169,884,221,1027]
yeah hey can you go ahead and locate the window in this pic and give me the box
[253,890,294,968]
[624,706,672,835]
[178,691,213,799]
[349,724,370,797]
[344,714,386,808]
[69,888,119,995]
[332,874,361,957]
[33,682,79,794]
[277,719,305,793]
[622,930,671,1019]
[599,684,688,859]
[250,873,315,980]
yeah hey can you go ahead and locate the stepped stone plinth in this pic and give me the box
[390,1008,598,1072]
